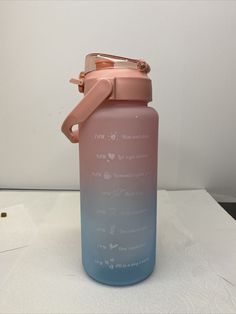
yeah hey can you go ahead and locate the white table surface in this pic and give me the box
[0,189,235,314]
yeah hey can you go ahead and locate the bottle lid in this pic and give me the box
[62,53,152,143]
[85,53,150,74]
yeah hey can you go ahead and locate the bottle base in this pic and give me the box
[82,263,155,287]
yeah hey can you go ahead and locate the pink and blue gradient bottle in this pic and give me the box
[62,53,158,286]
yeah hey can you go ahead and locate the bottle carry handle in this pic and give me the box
[61,79,113,143]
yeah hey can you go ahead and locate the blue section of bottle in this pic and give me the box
[80,189,157,286]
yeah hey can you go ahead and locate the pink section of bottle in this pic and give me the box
[79,100,158,187]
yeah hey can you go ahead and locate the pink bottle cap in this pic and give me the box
[62,53,152,143]
[84,53,151,74]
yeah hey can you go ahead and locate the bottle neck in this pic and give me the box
[100,100,148,108]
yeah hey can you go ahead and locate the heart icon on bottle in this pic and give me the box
[108,153,115,160]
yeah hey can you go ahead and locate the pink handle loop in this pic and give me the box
[61,79,113,143]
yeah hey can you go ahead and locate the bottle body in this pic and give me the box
[79,101,158,286]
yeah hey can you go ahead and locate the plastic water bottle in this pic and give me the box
[62,53,158,286]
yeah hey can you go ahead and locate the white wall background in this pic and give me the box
[0,1,236,199]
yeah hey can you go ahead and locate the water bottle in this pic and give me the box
[62,53,158,286]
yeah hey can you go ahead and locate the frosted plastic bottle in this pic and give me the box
[62,53,158,286]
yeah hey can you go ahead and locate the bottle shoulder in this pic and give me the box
[90,105,158,121]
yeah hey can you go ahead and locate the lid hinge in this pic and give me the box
[69,71,85,93]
